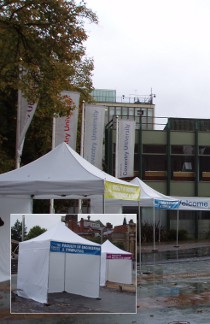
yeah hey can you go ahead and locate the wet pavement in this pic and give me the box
[10,280,136,314]
[1,240,210,323]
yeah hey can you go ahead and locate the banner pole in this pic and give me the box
[138,201,141,274]
[152,205,157,252]
[80,100,85,157]
[79,100,85,214]
[102,194,105,214]
[49,116,56,213]
[175,209,180,247]
[16,89,21,169]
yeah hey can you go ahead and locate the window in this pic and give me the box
[143,145,166,154]
[171,145,194,155]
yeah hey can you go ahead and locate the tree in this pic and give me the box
[0,0,97,111]
[11,219,27,241]
[25,225,46,240]
[0,0,98,171]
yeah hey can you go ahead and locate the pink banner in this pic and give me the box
[106,253,132,260]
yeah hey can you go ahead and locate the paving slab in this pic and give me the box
[1,241,210,323]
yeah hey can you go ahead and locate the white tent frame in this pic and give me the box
[100,240,133,286]
[0,143,140,283]
[90,177,210,272]
[17,221,101,304]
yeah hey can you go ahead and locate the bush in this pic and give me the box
[141,221,168,243]
[167,229,188,241]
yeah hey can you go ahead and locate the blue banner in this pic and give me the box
[50,241,101,256]
[154,199,180,210]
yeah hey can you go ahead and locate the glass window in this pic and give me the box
[171,145,194,155]
[143,145,166,154]
[135,108,145,117]
[142,155,167,171]
[122,107,128,118]
[128,107,134,118]
[199,146,210,155]
[116,107,121,117]
[108,107,115,122]
[171,156,194,171]
[147,109,153,117]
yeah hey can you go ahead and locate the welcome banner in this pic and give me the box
[54,91,80,149]
[118,119,136,178]
[83,104,105,169]
[176,197,210,210]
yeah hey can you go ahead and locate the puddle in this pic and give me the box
[142,246,210,264]
[139,246,210,303]
[139,279,210,298]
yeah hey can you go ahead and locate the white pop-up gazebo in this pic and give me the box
[0,142,140,283]
[100,240,133,286]
[17,222,101,304]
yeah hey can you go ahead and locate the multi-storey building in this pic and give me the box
[92,90,210,240]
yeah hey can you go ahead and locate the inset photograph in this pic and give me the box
[11,213,137,314]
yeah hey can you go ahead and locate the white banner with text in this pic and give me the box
[18,91,38,156]
[54,91,80,149]
[118,119,136,178]
[83,104,105,169]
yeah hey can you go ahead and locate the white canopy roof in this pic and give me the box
[131,178,210,210]
[130,177,173,206]
[0,143,139,200]
[101,240,132,255]
[90,177,177,212]
[100,240,132,286]
[24,221,100,246]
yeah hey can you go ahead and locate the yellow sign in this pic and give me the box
[104,181,140,201]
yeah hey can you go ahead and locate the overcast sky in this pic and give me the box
[85,0,210,121]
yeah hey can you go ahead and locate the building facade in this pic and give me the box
[105,117,210,240]
[91,90,210,240]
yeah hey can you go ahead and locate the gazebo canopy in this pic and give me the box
[0,142,140,201]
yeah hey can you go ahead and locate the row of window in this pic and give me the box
[143,145,210,155]
[105,107,154,130]
[136,155,210,181]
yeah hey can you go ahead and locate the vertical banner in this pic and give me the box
[118,119,136,178]
[54,91,80,149]
[17,90,38,157]
[83,104,105,169]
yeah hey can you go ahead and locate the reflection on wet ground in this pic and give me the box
[139,260,210,298]
[138,244,210,324]
[142,246,210,264]
[1,242,210,323]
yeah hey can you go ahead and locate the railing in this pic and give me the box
[92,95,155,104]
